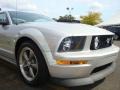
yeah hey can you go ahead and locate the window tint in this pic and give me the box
[9,11,54,24]
[0,13,7,22]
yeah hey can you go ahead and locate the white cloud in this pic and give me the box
[41,9,50,16]
[0,0,38,11]
[90,1,104,11]
[0,0,50,16]
[17,0,38,11]
[72,0,95,3]
[64,0,95,6]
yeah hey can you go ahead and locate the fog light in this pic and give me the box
[56,60,88,65]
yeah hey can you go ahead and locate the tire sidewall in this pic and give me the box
[16,41,49,86]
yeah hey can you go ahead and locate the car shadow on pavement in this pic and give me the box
[0,59,105,90]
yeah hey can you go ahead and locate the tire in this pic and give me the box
[16,41,49,86]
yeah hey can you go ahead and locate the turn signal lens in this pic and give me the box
[56,60,88,65]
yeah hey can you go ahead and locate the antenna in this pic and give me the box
[16,0,18,25]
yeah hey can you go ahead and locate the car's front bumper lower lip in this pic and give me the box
[51,62,115,87]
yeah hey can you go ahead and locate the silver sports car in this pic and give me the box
[0,10,119,86]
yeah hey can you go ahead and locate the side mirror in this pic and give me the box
[0,13,9,25]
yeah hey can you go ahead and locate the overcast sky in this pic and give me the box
[0,0,120,21]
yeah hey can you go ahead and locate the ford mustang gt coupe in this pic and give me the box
[0,11,119,87]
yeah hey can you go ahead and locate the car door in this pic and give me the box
[0,12,15,61]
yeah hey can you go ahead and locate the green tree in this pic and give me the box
[80,12,102,25]
[58,15,75,22]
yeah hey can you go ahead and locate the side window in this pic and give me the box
[0,12,9,25]
[0,13,7,22]
[12,18,26,24]
[9,12,26,24]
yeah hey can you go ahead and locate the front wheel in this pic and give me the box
[16,41,49,86]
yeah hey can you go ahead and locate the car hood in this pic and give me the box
[22,22,114,36]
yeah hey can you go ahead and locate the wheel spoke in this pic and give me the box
[31,64,37,69]
[29,50,34,61]
[23,52,29,61]
[20,64,23,68]
[23,64,29,68]
[20,64,28,71]
[29,67,35,78]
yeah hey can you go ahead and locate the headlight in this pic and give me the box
[94,37,99,49]
[62,37,72,51]
[90,35,114,50]
[58,36,86,52]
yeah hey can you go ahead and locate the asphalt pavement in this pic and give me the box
[0,41,119,90]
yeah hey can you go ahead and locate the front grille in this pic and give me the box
[90,35,113,50]
[91,62,113,74]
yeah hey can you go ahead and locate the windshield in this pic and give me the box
[9,11,54,24]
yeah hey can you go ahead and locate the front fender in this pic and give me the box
[16,28,55,67]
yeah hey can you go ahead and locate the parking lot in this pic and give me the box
[0,41,119,90]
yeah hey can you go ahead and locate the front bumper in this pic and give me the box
[52,62,115,87]
[48,45,119,86]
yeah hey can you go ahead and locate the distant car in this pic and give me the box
[0,11,119,87]
[99,25,120,40]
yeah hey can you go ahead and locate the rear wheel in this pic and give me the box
[16,41,49,86]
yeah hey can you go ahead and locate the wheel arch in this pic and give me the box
[15,37,35,59]
[15,29,55,72]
